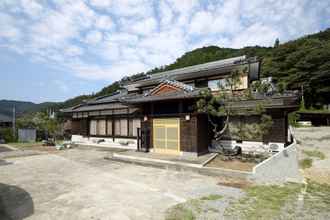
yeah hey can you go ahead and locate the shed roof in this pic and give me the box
[0,113,12,123]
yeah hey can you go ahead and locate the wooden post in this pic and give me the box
[179,101,183,113]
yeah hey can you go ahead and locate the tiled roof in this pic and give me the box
[121,89,202,104]
[124,56,252,87]
[85,91,127,104]
[61,91,130,113]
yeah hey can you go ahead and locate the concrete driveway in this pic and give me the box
[0,148,242,220]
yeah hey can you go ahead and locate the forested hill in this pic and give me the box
[146,28,330,107]
[1,28,329,116]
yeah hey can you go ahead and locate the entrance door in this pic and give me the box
[153,118,180,155]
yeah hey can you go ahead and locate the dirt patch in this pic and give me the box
[304,169,330,184]
[217,177,253,189]
[206,155,256,172]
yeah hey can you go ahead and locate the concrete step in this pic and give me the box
[108,152,252,180]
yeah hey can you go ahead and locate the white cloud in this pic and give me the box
[89,0,112,8]
[0,0,329,83]
[21,0,43,18]
[85,30,103,45]
[189,0,242,36]
[95,15,114,30]
[189,11,213,35]
[231,23,280,48]
[158,0,174,29]
[0,12,21,41]
[65,45,84,57]
[66,59,149,81]
[107,33,139,44]
[122,17,157,35]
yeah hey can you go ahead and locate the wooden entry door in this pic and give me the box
[153,118,180,155]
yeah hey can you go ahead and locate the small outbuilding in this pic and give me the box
[18,128,37,142]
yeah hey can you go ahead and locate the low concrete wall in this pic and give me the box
[251,142,303,184]
[110,153,252,180]
[71,135,137,150]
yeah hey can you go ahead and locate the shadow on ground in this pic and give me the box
[0,183,34,220]
[0,159,13,166]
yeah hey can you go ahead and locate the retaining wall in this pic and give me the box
[251,142,303,184]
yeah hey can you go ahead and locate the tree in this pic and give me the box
[197,68,273,143]
[17,112,61,141]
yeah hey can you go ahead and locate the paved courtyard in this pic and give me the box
[0,148,242,220]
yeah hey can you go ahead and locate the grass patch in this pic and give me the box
[200,194,223,201]
[165,204,195,220]
[299,158,313,169]
[304,180,330,214]
[165,194,223,220]
[303,150,326,160]
[225,183,302,220]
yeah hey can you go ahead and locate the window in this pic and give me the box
[129,119,134,136]
[120,119,128,136]
[97,120,106,135]
[132,119,141,137]
[128,118,141,137]
[114,119,128,136]
[89,120,97,135]
[208,74,248,91]
[114,119,121,136]
[208,79,229,91]
[107,120,112,136]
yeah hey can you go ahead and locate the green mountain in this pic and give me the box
[0,100,58,117]
[149,28,330,107]
[1,28,329,116]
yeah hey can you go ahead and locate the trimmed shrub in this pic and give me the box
[0,128,16,142]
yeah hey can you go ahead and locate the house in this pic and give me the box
[61,56,299,156]
[0,113,12,128]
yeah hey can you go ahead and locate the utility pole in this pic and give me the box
[12,106,16,140]
[301,85,305,110]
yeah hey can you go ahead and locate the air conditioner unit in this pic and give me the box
[268,143,285,152]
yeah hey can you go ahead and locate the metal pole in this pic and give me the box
[12,106,16,140]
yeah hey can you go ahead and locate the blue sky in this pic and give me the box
[1,0,329,103]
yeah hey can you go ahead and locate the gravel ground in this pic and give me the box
[0,148,243,220]
[1,127,329,220]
